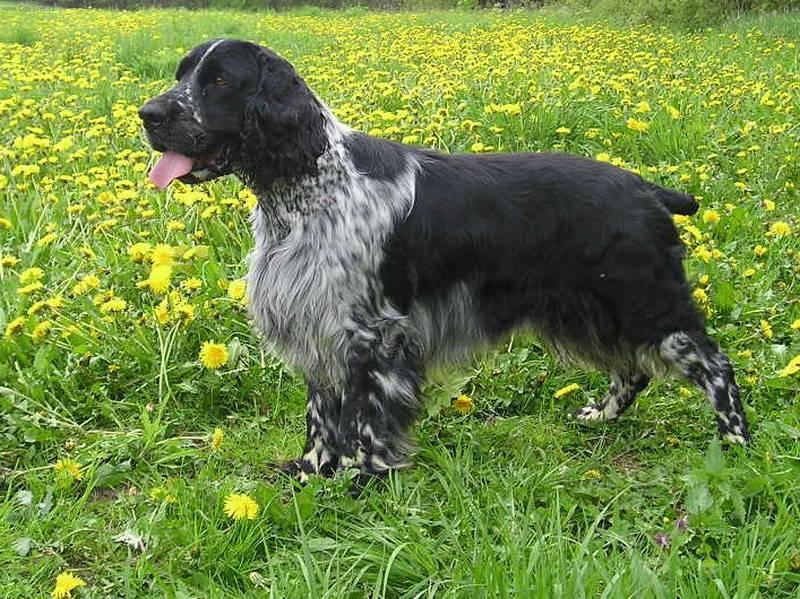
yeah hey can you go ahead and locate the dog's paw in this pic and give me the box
[722,431,749,446]
[572,403,609,422]
[270,459,314,484]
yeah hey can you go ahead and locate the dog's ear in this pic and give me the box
[243,45,329,182]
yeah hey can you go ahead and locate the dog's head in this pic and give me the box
[139,39,328,189]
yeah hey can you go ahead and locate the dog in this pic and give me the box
[139,39,750,481]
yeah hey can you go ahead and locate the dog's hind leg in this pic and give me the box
[282,381,341,482]
[658,331,750,444]
[337,311,423,476]
[573,370,650,422]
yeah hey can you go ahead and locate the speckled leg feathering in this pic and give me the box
[659,331,749,444]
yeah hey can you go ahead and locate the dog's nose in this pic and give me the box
[139,99,169,126]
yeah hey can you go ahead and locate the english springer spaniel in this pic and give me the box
[139,39,750,481]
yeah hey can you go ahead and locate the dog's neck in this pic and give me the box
[247,100,354,218]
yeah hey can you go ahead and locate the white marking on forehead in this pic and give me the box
[196,39,226,71]
[186,39,226,125]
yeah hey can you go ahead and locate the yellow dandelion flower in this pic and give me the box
[223,492,259,520]
[634,101,651,114]
[18,282,44,295]
[453,394,474,414]
[19,267,44,284]
[666,105,681,119]
[692,288,709,304]
[173,301,195,325]
[54,458,83,481]
[99,297,127,314]
[760,319,774,339]
[777,355,800,377]
[791,319,800,330]
[1,255,20,267]
[584,469,602,480]
[71,274,100,296]
[128,242,152,263]
[702,210,720,224]
[763,199,776,211]
[32,320,53,343]
[151,243,175,266]
[210,427,224,451]
[227,279,246,302]
[181,277,203,292]
[0,217,11,229]
[554,383,581,399]
[555,126,571,135]
[754,245,768,257]
[139,264,172,295]
[36,232,58,248]
[5,316,27,339]
[154,300,170,325]
[767,221,791,237]
[199,341,228,369]
[626,118,649,132]
[51,572,86,599]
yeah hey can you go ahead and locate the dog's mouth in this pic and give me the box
[148,148,228,189]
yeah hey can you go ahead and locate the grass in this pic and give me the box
[1,7,799,598]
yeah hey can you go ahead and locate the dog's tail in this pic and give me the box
[647,182,699,216]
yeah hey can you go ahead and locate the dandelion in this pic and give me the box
[18,282,44,295]
[0,217,11,229]
[453,394,474,414]
[626,118,649,132]
[634,101,651,113]
[210,427,224,451]
[199,341,228,369]
[37,232,58,247]
[54,458,83,481]
[51,572,86,598]
[791,319,800,330]
[71,274,100,296]
[181,277,203,292]
[19,267,44,284]
[151,243,175,266]
[227,279,247,302]
[760,319,774,339]
[702,210,720,224]
[128,242,152,263]
[763,199,776,211]
[99,297,127,314]
[223,492,259,520]
[32,320,53,343]
[138,264,172,294]
[767,221,791,237]
[555,126,571,135]
[666,105,681,119]
[5,316,26,339]
[1,255,20,267]
[554,383,580,398]
[754,245,768,257]
[692,288,708,304]
[584,469,602,480]
[778,355,800,377]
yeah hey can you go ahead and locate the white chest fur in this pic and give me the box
[246,142,416,385]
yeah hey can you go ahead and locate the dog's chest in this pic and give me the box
[246,170,412,381]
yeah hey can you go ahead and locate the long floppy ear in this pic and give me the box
[241,45,329,184]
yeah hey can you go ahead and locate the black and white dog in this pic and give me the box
[140,39,749,480]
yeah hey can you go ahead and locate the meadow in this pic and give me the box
[0,6,799,598]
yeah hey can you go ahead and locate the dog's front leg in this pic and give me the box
[282,380,341,482]
[337,312,423,477]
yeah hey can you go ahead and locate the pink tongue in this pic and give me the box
[149,152,194,189]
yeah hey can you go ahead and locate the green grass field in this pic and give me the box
[1,7,799,598]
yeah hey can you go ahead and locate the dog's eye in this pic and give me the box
[214,76,227,87]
